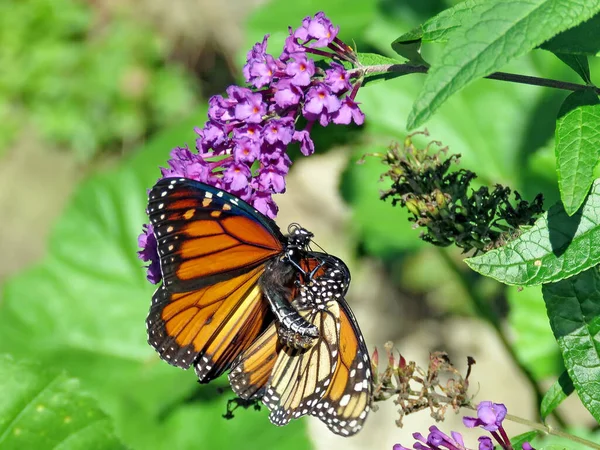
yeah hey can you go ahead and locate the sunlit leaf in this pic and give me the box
[0,355,125,449]
[542,269,600,422]
[466,180,600,285]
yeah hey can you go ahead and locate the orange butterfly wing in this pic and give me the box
[229,322,280,400]
[229,254,373,436]
[147,266,272,382]
[148,178,285,292]
[311,298,372,436]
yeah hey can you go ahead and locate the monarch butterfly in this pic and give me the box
[229,253,373,436]
[145,177,320,382]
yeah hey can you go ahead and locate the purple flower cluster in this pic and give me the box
[137,12,365,283]
[393,402,535,450]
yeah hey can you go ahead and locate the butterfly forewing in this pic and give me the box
[148,178,285,291]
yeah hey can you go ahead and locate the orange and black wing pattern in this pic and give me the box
[146,177,291,382]
[147,265,272,381]
[228,254,332,397]
[228,320,280,400]
[228,254,373,436]
[148,177,286,292]
[311,294,372,436]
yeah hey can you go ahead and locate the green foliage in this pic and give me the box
[541,12,600,56]
[340,149,425,257]
[0,0,196,161]
[466,181,600,285]
[402,0,600,129]
[0,355,125,449]
[510,432,540,450]
[542,269,600,422]
[540,371,574,420]
[5,0,600,447]
[555,90,600,215]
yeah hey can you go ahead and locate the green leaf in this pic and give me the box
[507,286,562,380]
[553,53,591,84]
[356,52,413,86]
[391,0,475,57]
[541,12,600,56]
[555,90,600,215]
[541,370,575,420]
[542,268,600,422]
[0,108,313,450]
[0,355,125,449]
[407,0,600,129]
[466,179,600,285]
[357,52,403,69]
[510,431,539,450]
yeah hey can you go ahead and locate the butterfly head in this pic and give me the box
[286,223,314,249]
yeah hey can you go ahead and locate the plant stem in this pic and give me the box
[436,248,568,428]
[350,64,599,94]
[504,413,600,450]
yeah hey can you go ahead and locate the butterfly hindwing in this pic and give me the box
[264,299,340,427]
[146,266,271,382]
[148,177,286,292]
[228,253,372,436]
[311,296,372,436]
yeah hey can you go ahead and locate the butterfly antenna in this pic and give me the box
[309,239,328,255]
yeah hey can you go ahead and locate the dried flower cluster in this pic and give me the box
[363,131,544,253]
[371,343,473,427]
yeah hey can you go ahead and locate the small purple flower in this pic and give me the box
[233,123,263,141]
[293,129,315,156]
[222,161,251,191]
[394,401,532,450]
[244,35,281,88]
[196,122,228,152]
[294,11,339,48]
[392,445,410,450]
[285,53,315,87]
[282,31,306,58]
[264,118,294,145]
[137,224,161,284]
[232,136,261,163]
[251,188,278,219]
[272,79,303,109]
[138,11,366,282]
[332,96,365,125]
[424,426,467,450]
[463,402,507,432]
[258,164,287,193]
[324,62,351,93]
[160,146,213,183]
[208,94,235,122]
[303,83,341,126]
[231,88,266,123]
[478,437,493,450]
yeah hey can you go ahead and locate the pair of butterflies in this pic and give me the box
[145,177,372,436]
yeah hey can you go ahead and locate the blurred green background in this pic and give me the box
[1,0,599,449]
